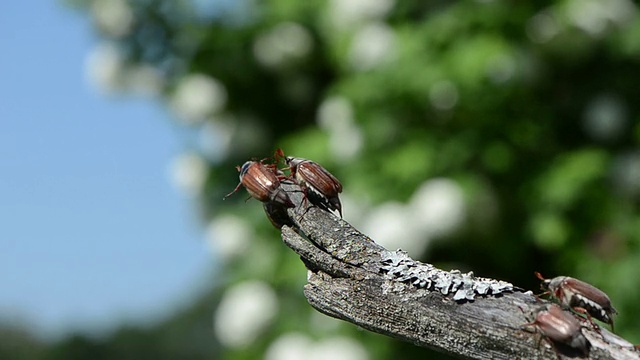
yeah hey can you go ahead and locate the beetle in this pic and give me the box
[521,304,589,356]
[535,272,617,331]
[224,160,294,208]
[284,155,343,217]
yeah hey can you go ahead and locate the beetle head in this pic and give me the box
[535,272,552,291]
[239,161,254,178]
[285,156,304,168]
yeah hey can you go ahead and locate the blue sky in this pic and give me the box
[0,2,213,338]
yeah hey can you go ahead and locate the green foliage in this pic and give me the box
[13,0,639,358]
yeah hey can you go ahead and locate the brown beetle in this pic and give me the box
[522,304,589,356]
[535,272,617,331]
[285,156,343,217]
[224,161,294,208]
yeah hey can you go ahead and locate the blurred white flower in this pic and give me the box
[264,333,312,360]
[310,337,369,360]
[317,96,354,132]
[317,96,363,160]
[328,125,363,161]
[410,178,466,239]
[265,334,369,360]
[206,215,253,260]
[348,22,396,71]
[199,114,265,158]
[611,151,640,199]
[486,53,516,84]
[215,281,278,348]
[85,42,126,93]
[526,11,560,43]
[336,192,368,226]
[606,0,637,24]
[308,310,343,333]
[198,119,234,163]
[91,0,134,38]
[583,94,628,142]
[567,0,608,36]
[429,80,459,111]
[169,153,209,196]
[85,42,165,96]
[361,202,428,256]
[253,22,313,68]
[170,74,227,124]
[566,0,636,37]
[126,64,165,97]
[328,0,395,30]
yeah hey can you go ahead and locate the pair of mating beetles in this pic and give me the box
[224,149,343,228]
[524,272,618,354]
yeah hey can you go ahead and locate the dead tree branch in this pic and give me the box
[274,183,639,360]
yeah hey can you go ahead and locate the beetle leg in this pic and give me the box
[572,307,601,333]
[223,182,244,200]
[273,148,286,163]
[535,290,551,299]
[293,187,318,222]
[518,322,560,359]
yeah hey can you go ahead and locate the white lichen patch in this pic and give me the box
[380,250,516,301]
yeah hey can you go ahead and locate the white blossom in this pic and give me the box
[253,22,313,68]
[409,178,466,239]
[327,0,395,30]
[264,333,312,360]
[328,125,363,161]
[91,0,134,38]
[168,153,208,196]
[429,80,459,111]
[265,334,369,360]
[84,42,126,93]
[170,74,227,124]
[526,11,560,43]
[317,96,354,132]
[611,151,640,199]
[486,53,516,84]
[310,337,369,360]
[206,215,252,260]
[566,0,636,36]
[215,281,278,348]
[317,96,363,160]
[198,119,234,163]
[361,202,428,256]
[348,22,396,71]
[583,94,628,142]
[126,64,165,97]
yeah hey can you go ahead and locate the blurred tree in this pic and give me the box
[42,0,640,358]
[0,324,47,360]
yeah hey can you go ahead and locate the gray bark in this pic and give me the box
[275,183,639,360]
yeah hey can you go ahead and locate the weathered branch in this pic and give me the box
[273,183,639,359]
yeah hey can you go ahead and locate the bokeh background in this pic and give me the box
[3,0,640,359]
